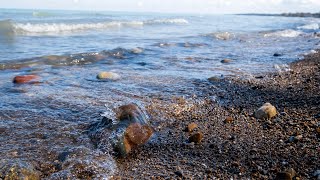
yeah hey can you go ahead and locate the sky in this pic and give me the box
[1,0,320,14]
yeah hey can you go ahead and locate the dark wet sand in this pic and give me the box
[111,51,320,179]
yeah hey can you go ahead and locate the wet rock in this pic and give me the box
[275,168,296,180]
[189,132,203,144]
[185,123,198,132]
[221,59,232,63]
[96,72,120,80]
[254,103,277,119]
[273,53,283,57]
[13,75,39,84]
[90,104,153,157]
[0,159,40,180]
[225,116,234,123]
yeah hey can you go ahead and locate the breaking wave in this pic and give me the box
[0,18,189,35]
[297,23,319,30]
[263,29,303,38]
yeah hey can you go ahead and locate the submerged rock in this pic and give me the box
[96,72,120,80]
[254,103,277,119]
[221,59,232,63]
[0,159,40,180]
[90,104,153,157]
[13,75,39,84]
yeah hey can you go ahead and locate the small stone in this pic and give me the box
[254,103,277,119]
[316,127,320,134]
[221,59,232,63]
[13,75,39,84]
[96,72,120,80]
[174,170,183,177]
[275,172,293,180]
[189,132,203,144]
[225,116,234,123]
[208,76,221,82]
[273,53,283,57]
[185,123,198,132]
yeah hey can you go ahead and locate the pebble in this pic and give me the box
[225,116,234,123]
[316,127,320,135]
[254,103,277,119]
[221,59,232,63]
[189,132,203,144]
[96,72,120,80]
[273,53,283,57]
[13,75,39,84]
[185,122,198,132]
[275,168,296,180]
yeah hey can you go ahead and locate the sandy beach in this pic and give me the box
[111,51,320,179]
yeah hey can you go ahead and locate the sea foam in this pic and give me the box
[6,18,189,35]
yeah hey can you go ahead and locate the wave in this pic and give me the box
[297,23,319,30]
[1,18,188,35]
[0,20,14,36]
[203,32,235,40]
[263,29,303,38]
[0,47,144,70]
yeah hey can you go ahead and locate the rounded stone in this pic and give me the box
[254,103,277,119]
[96,72,120,80]
[225,116,234,123]
[13,75,39,84]
[221,59,232,63]
[189,132,203,144]
[185,123,198,132]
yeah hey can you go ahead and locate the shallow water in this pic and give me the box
[0,9,320,178]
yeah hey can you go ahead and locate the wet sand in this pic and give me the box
[111,51,320,179]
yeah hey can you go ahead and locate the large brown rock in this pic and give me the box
[254,103,277,119]
[13,75,39,84]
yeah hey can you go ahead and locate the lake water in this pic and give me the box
[0,9,319,178]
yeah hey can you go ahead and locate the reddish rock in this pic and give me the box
[185,123,198,132]
[221,59,232,63]
[112,104,153,157]
[225,116,234,123]
[13,75,39,84]
[189,132,203,144]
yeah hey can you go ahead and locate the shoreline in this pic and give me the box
[111,51,319,179]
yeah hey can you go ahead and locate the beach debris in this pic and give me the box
[275,168,296,180]
[0,159,40,180]
[221,59,232,63]
[254,103,277,119]
[13,75,39,84]
[185,122,198,132]
[189,132,203,144]
[224,116,234,123]
[96,72,120,80]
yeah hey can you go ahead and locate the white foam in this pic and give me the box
[264,29,302,38]
[144,18,189,25]
[11,18,189,35]
[297,23,319,30]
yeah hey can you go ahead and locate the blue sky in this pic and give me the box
[1,0,320,14]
